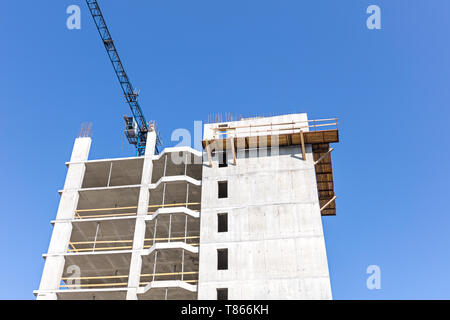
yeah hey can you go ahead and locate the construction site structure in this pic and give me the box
[35,113,339,300]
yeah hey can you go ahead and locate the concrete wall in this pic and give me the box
[198,115,332,300]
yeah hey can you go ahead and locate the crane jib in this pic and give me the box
[85,0,156,156]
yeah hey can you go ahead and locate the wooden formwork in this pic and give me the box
[201,118,339,216]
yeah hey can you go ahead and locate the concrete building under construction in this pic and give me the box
[34,113,339,300]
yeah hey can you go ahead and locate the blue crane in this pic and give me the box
[86,0,160,155]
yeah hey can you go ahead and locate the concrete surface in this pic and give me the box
[198,114,332,300]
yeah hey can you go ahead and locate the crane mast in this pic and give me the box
[86,0,160,155]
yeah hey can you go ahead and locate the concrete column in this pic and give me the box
[37,137,91,300]
[126,131,157,300]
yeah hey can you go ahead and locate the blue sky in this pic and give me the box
[1,0,449,299]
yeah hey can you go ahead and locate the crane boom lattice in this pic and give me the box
[86,0,160,155]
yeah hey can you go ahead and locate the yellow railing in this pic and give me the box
[74,202,201,219]
[60,271,199,288]
[68,236,200,253]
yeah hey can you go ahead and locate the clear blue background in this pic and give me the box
[1,0,449,299]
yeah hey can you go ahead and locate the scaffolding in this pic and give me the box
[202,117,339,215]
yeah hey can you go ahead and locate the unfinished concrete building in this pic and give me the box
[35,113,339,300]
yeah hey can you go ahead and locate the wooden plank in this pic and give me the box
[230,138,236,165]
[314,148,334,165]
[300,130,306,160]
[320,196,337,211]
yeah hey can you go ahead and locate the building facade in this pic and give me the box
[35,113,338,300]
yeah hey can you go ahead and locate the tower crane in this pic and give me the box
[85,0,160,155]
